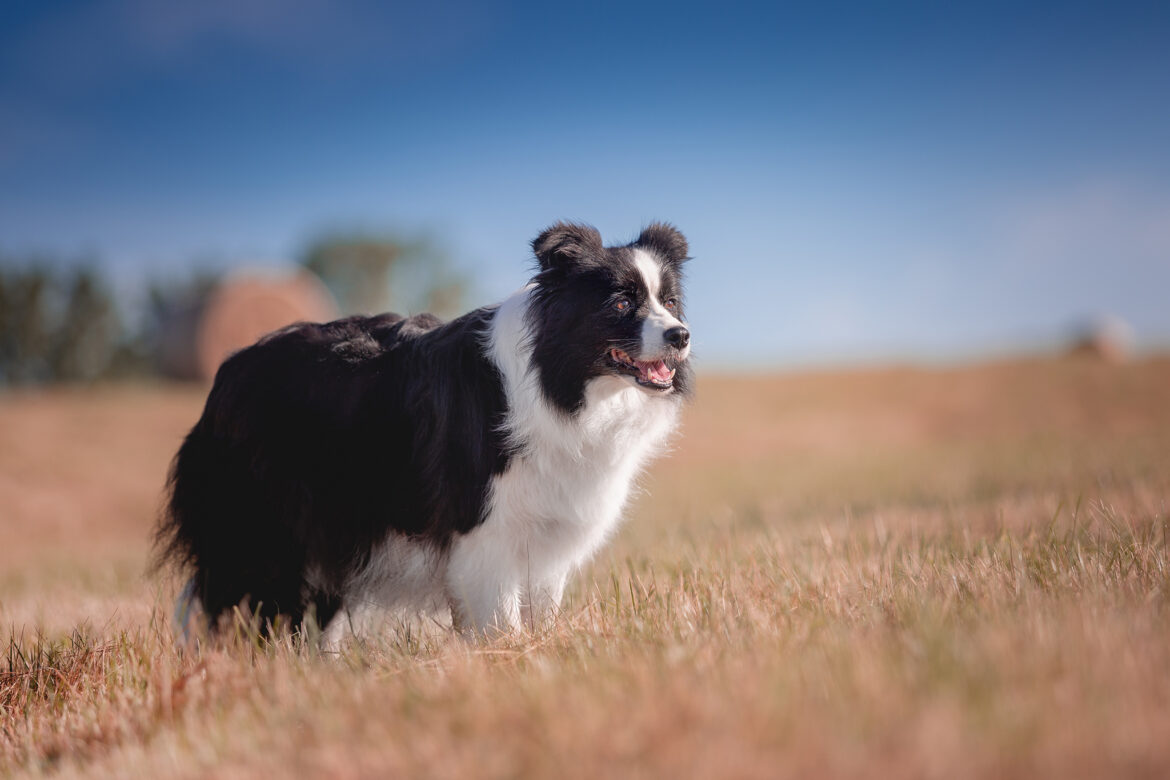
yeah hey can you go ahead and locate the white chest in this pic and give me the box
[486,375,681,568]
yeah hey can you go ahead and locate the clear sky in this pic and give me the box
[2,0,1169,366]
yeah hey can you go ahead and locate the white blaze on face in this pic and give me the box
[632,249,687,360]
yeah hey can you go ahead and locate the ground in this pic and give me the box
[1,357,1168,778]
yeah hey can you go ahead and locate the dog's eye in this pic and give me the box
[613,298,631,312]
[664,298,679,310]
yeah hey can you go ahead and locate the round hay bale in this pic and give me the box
[193,269,338,380]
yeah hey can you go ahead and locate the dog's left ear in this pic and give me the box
[532,222,604,272]
[634,223,689,265]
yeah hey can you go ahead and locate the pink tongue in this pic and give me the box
[640,360,673,383]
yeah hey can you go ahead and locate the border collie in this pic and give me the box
[157,222,692,643]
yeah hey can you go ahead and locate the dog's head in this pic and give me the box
[527,221,693,413]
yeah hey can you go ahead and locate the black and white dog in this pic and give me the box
[157,222,692,643]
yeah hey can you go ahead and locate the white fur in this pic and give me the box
[633,250,688,359]
[320,535,450,651]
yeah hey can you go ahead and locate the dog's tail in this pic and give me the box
[152,423,218,573]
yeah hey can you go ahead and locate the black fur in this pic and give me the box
[633,222,690,266]
[156,309,511,629]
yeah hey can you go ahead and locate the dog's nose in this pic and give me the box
[664,326,690,350]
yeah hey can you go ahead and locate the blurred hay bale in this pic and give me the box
[1066,315,1135,363]
[158,269,337,381]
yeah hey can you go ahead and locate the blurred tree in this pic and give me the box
[301,231,466,317]
[303,235,397,316]
[144,273,220,330]
[49,268,120,382]
[0,265,55,384]
[0,261,132,385]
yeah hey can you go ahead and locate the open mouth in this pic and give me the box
[608,348,676,391]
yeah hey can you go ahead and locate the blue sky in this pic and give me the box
[2,0,1169,366]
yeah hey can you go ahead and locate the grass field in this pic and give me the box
[2,357,1169,778]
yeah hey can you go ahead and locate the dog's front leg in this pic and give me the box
[447,589,521,639]
[445,529,523,638]
[519,569,567,630]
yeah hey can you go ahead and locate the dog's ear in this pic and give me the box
[532,222,604,272]
[634,222,689,265]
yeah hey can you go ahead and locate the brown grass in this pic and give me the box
[2,357,1169,778]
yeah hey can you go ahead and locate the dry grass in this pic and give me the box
[2,357,1169,778]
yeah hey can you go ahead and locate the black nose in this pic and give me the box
[664,326,690,349]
